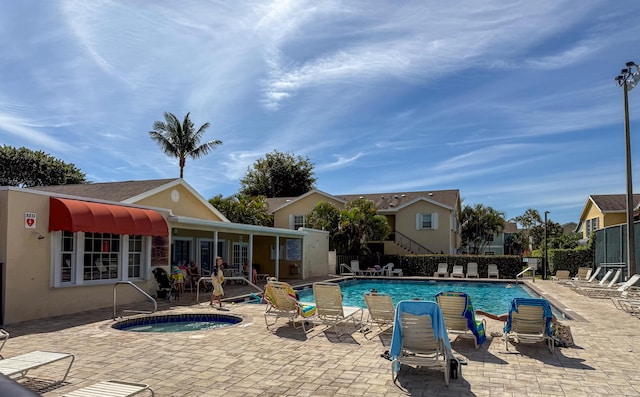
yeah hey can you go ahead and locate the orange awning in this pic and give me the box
[49,197,168,237]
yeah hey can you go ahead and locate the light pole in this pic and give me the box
[616,62,640,279]
[544,210,550,280]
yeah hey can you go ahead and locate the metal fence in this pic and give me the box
[594,222,640,276]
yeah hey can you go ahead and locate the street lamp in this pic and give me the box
[544,210,550,280]
[615,61,640,279]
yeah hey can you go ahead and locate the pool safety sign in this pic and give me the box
[25,212,36,228]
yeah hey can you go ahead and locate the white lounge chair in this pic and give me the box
[572,266,591,281]
[567,266,602,287]
[264,281,317,332]
[362,293,395,339]
[551,270,570,281]
[577,269,620,296]
[62,380,155,397]
[383,263,403,277]
[451,265,464,278]
[487,264,499,278]
[504,298,554,352]
[390,300,458,388]
[571,269,613,291]
[313,282,363,336]
[583,273,640,299]
[466,262,479,278]
[434,263,449,277]
[0,351,75,391]
[350,260,363,275]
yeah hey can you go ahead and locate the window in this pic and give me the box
[586,218,600,234]
[289,214,306,230]
[52,231,150,287]
[232,242,249,270]
[128,235,143,278]
[416,212,439,230]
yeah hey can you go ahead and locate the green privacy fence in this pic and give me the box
[594,221,640,275]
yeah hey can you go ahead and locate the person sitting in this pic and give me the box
[252,267,258,284]
[187,261,205,290]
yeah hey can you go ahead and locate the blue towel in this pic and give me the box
[503,298,553,336]
[390,300,452,362]
[435,291,486,346]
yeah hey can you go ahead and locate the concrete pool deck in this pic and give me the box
[5,278,640,396]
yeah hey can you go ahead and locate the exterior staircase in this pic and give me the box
[392,231,434,255]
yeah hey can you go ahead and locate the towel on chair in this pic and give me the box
[435,291,486,346]
[390,300,452,361]
[503,298,553,336]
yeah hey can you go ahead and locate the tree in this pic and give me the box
[0,145,86,187]
[209,194,273,226]
[239,150,316,197]
[510,208,543,253]
[148,112,222,178]
[335,199,391,255]
[306,202,341,250]
[460,203,506,255]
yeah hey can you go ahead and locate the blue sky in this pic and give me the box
[2,1,640,226]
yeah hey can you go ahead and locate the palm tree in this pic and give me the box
[148,112,222,178]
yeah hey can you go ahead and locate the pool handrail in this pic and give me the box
[516,267,535,284]
[113,281,157,320]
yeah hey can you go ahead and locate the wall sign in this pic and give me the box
[25,212,36,229]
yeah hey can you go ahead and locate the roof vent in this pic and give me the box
[381,195,384,199]
[428,192,433,196]
[389,203,394,207]
[394,195,399,199]
[285,199,291,202]
[359,196,364,199]
[401,194,406,197]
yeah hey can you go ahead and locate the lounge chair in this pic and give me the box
[390,300,459,388]
[313,282,363,336]
[487,264,499,278]
[62,380,155,396]
[567,266,601,287]
[503,298,554,352]
[570,269,613,291]
[350,260,363,275]
[576,269,621,295]
[451,265,465,278]
[466,262,479,278]
[582,273,640,299]
[436,291,486,348]
[383,263,403,277]
[0,329,8,359]
[362,293,395,339]
[572,266,591,280]
[434,263,449,277]
[551,270,570,281]
[264,281,316,332]
[0,350,75,391]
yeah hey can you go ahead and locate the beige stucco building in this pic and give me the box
[0,179,329,324]
[267,189,462,255]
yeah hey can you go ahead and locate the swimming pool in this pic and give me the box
[296,280,537,314]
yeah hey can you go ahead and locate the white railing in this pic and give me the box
[113,281,157,319]
[515,267,535,284]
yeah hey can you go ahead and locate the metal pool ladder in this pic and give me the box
[515,267,535,284]
[113,281,157,319]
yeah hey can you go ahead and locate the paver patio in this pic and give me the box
[4,278,640,396]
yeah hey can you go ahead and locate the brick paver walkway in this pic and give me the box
[4,278,640,396]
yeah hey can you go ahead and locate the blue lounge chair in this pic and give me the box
[390,300,459,388]
[504,298,554,352]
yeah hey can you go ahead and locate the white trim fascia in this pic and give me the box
[269,189,346,214]
[168,215,307,237]
[121,179,230,222]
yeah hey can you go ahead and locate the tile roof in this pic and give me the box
[29,179,178,202]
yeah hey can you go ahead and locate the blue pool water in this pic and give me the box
[296,280,535,314]
[113,313,242,333]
